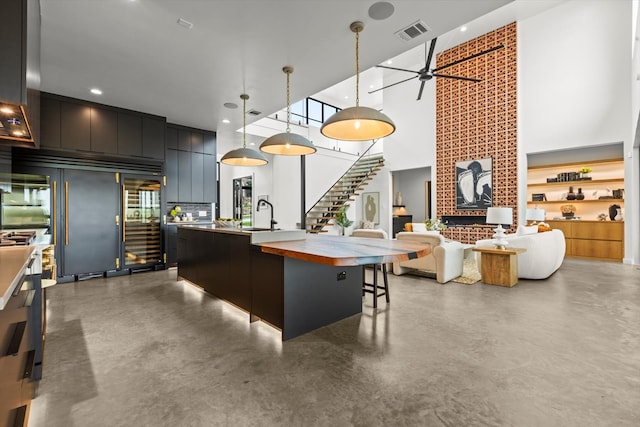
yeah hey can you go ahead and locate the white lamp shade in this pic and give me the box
[486,207,513,226]
[526,208,545,222]
[220,147,268,166]
[320,106,395,141]
[259,132,316,155]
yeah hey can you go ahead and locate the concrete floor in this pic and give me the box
[30,258,640,427]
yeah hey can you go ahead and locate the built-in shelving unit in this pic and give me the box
[527,158,624,262]
[527,158,624,220]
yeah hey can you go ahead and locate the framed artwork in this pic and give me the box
[456,158,492,210]
[362,192,380,224]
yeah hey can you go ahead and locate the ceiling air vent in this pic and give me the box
[395,20,430,42]
[248,109,261,116]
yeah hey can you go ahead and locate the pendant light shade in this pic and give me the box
[260,66,316,155]
[221,94,268,166]
[320,21,395,142]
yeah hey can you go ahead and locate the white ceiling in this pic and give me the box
[38,0,563,144]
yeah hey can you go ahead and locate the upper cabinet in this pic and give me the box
[39,93,166,160]
[165,123,216,203]
[527,159,624,220]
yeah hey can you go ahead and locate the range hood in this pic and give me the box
[0,0,40,148]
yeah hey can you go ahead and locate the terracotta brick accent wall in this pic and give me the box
[436,23,518,244]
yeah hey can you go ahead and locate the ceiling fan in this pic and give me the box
[369,37,504,100]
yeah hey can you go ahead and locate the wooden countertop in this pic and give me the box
[257,234,431,267]
[0,246,36,310]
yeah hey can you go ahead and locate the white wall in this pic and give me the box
[519,1,631,152]
[519,0,636,263]
[382,72,436,172]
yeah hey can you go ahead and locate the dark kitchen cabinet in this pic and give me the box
[62,169,120,276]
[166,225,178,266]
[40,97,61,148]
[142,117,165,160]
[117,113,142,157]
[166,126,178,149]
[90,107,117,154]
[203,132,216,155]
[203,154,217,203]
[0,0,25,104]
[191,152,204,202]
[165,125,216,203]
[60,102,90,151]
[177,150,192,202]
[178,129,191,151]
[191,132,204,153]
[40,93,167,160]
[165,149,178,202]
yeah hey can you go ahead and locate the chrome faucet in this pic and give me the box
[257,199,277,230]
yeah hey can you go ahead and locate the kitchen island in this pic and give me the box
[177,225,429,340]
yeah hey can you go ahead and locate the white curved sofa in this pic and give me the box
[393,231,465,284]
[475,228,566,279]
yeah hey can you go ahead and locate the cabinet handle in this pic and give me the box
[64,181,69,245]
[24,290,35,308]
[52,180,57,245]
[13,405,27,427]
[6,321,27,356]
[22,350,35,379]
[122,185,126,242]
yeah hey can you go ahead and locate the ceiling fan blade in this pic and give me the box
[368,75,419,94]
[375,64,420,74]
[432,73,481,83]
[416,81,426,101]
[425,37,437,70]
[432,44,504,73]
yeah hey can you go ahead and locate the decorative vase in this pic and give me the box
[576,188,585,200]
[395,191,403,206]
[566,186,576,200]
[609,204,620,221]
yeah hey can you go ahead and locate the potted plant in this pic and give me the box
[578,167,591,180]
[335,206,354,235]
[425,218,448,232]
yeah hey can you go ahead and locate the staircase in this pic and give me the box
[305,154,385,234]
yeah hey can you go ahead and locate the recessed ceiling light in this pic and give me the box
[344,95,349,99]
[249,142,255,146]
[177,18,194,29]
[224,102,238,109]
[386,60,393,65]
[90,88,102,95]
[460,26,468,32]
[222,119,230,124]
[0,107,14,114]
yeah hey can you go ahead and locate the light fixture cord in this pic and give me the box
[355,29,360,107]
[286,71,291,133]
[242,96,247,148]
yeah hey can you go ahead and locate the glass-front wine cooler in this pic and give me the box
[122,176,162,267]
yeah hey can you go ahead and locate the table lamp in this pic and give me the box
[486,207,513,249]
[526,207,545,224]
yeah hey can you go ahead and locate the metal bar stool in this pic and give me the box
[351,229,390,308]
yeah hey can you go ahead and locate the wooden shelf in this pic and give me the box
[528,178,623,188]
[527,199,624,204]
[527,157,624,221]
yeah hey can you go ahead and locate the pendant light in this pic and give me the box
[221,94,269,166]
[260,66,317,155]
[320,21,395,142]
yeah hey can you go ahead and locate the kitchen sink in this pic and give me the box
[242,227,281,232]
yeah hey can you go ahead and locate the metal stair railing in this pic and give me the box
[305,140,384,232]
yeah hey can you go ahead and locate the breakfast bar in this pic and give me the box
[177,226,429,340]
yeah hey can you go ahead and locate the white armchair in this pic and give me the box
[393,231,465,284]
